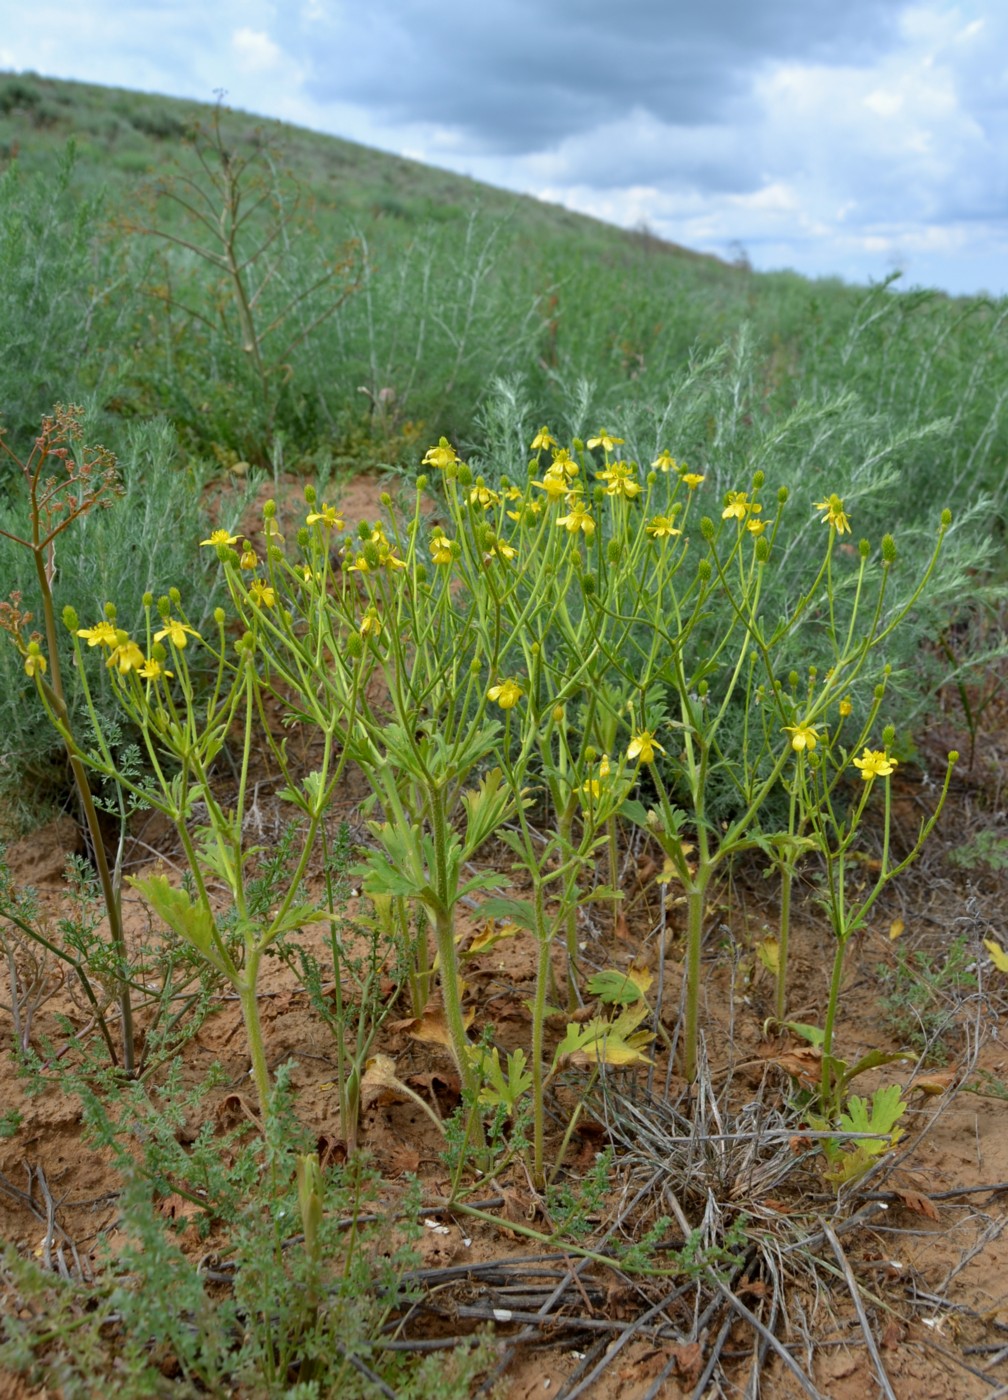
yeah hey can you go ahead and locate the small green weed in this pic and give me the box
[877,934,978,1060]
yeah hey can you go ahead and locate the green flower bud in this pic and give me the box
[415,562,428,584]
[214,608,225,626]
[151,640,167,663]
[940,508,952,527]
[881,534,897,564]
[470,657,481,675]
[263,498,277,519]
[104,601,117,621]
[530,641,540,657]
[380,491,392,508]
[789,671,800,690]
[948,749,959,764]
[552,704,565,724]
[593,484,605,504]
[362,541,381,569]
[698,679,709,697]
[582,573,597,596]
[607,538,622,565]
[697,558,712,582]
[62,605,79,631]
[417,473,428,491]
[859,538,870,558]
[572,437,585,453]
[268,545,284,563]
[874,683,885,700]
[357,519,372,541]
[752,470,765,490]
[458,463,473,487]
[777,486,789,505]
[297,527,309,549]
[882,723,895,747]
[142,592,153,609]
[345,632,364,660]
[755,536,770,563]
[304,484,317,505]
[647,470,657,486]
[700,516,715,540]
[281,609,292,626]
[169,587,181,605]
[157,595,171,618]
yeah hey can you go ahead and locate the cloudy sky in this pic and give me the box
[3,1,1006,296]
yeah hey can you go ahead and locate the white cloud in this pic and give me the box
[231,27,285,74]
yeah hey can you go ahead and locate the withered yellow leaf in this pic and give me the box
[984,938,1008,973]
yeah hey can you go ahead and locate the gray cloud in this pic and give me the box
[296,0,902,154]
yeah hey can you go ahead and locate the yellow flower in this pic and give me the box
[596,460,642,499]
[530,426,558,452]
[839,696,853,718]
[853,748,898,781]
[682,472,705,489]
[488,678,523,710]
[598,753,611,779]
[139,657,173,682]
[814,495,851,534]
[24,650,46,678]
[249,579,276,608]
[533,468,570,501]
[306,502,345,531]
[430,530,454,565]
[487,537,517,562]
[549,448,579,482]
[107,638,145,675]
[587,429,624,453]
[239,542,258,571]
[556,502,596,536]
[746,518,766,535]
[263,517,284,543]
[422,438,458,471]
[651,449,676,472]
[646,515,682,539]
[77,621,118,648]
[359,609,382,639]
[581,777,602,801]
[154,617,199,648]
[722,491,762,522]
[783,722,819,752]
[469,483,500,510]
[627,730,665,764]
[200,528,239,548]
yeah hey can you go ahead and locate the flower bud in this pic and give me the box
[859,538,870,558]
[142,592,153,609]
[304,484,317,505]
[214,608,225,626]
[169,587,181,605]
[380,491,392,508]
[881,534,897,564]
[552,704,565,724]
[362,541,381,569]
[700,516,715,540]
[470,657,481,675]
[357,519,371,542]
[151,640,167,662]
[777,486,789,505]
[157,594,171,618]
[297,527,309,549]
[268,545,283,564]
[62,605,79,631]
[345,632,364,660]
[582,573,597,596]
[697,559,711,582]
[606,539,622,565]
[882,723,895,747]
[948,749,959,764]
[415,563,428,584]
[104,601,117,621]
[755,536,770,563]
[940,508,952,527]
[752,470,765,490]
[417,473,428,491]
[572,437,584,453]
[458,463,473,487]
[874,683,885,699]
[263,498,277,519]
[697,679,709,697]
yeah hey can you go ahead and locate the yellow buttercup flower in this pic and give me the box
[240,542,258,571]
[839,697,853,718]
[77,621,118,648]
[533,469,570,501]
[469,483,500,510]
[530,426,558,452]
[556,502,596,536]
[853,748,897,781]
[486,537,517,562]
[682,472,705,489]
[139,657,173,681]
[306,502,345,531]
[487,678,523,710]
[107,638,145,675]
[24,649,46,678]
[783,722,819,752]
[651,449,676,472]
[646,515,682,539]
[200,528,239,548]
[430,530,454,565]
[154,617,199,648]
[596,460,641,499]
[588,429,624,453]
[359,609,382,639]
[746,518,766,535]
[627,730,665,764]
[549,448,579,482]
[722,491,761,522]
[422,438,459,471]
[814,495,851,534]
[249,579,276,608]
